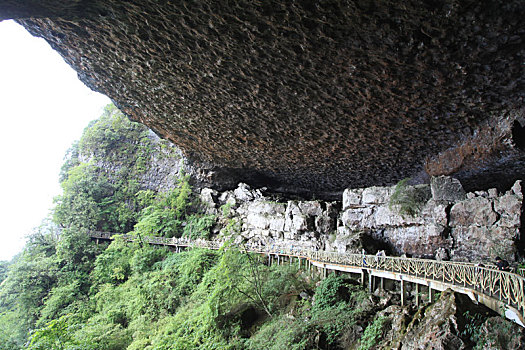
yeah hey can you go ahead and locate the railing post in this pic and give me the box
[401,280,406,306]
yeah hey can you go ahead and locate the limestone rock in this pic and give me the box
[341,207,375,230]
[200,188,218,209]
[512,180,523,197]
[362,186,393,205]
[375,205,424,227]
[375,305,412,349]
[421,200,449,227]
[400,289,465,350]
[431,176,466,203]
[234,183,256,202]
[342,188,362,210]
[451,226,516,262]
[494,193,522,228]
[449,197,497,227]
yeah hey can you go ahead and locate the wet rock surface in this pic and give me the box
[2,0,523,197]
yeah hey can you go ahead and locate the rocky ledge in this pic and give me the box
[0,0,523,197]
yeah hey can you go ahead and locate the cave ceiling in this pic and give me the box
[1,0,524,198]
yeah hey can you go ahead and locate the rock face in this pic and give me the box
[203,177,523,262]
[399,290,466,350]
[1,0,523,197]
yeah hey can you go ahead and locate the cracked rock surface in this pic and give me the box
[1,0,524,197]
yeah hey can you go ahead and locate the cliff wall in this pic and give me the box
[201,177,523,262]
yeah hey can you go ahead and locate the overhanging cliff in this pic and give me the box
[1,0,524,198]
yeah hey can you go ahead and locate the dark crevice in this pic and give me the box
[512,120,525,151]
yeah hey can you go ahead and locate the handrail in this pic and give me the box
[88,231,525,322]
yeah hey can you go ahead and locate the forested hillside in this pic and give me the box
[0,105,521,350]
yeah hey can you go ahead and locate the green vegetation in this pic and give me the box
[388,178,429,218]
[358,315,387,350]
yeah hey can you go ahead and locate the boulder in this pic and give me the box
[342,188,363,209]
[234,183,256,202]
[494,193,522,228]
[362,186,393,205]
[449,197,498,227]
[431,176,466,203]
[200,188,218,209]
[400,289,465,350]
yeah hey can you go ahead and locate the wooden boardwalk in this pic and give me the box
[89,231,525,326]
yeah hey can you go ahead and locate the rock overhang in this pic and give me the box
[2,0,524,198]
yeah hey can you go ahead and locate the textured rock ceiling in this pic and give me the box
[2,0,524,198]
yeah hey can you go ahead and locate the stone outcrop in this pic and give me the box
[201,176,523,262]
[1,0,523,197]
[399,289,466,350]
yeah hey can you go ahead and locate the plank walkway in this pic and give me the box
[89,231,525,326]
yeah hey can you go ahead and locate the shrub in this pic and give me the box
[183,214,216,239]
[389,178,428,217]
[359,315,387,350]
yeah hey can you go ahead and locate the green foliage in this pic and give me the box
[133,176,192,238]
[311,274,369,344]
[359,315,387,350]
[54,103,182,235]
[220,203,233,217]
[27,316,84,350]
[461,310,485,348]
[183,214,216,239]
[92,238,135,286]
[0,310,26,350]
[312,273,352,313]
[389,178,428,218]
[244,314,312,350]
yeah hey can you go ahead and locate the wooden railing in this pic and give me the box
[89,231,525,323]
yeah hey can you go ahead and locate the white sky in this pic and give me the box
[0,20,111,260]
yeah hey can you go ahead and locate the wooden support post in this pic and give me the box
[323,266,327,278]
[368,273,373,293]
[298,257,301,269]
[268,254,271,266]
[380,277,384,291]
[290,256,292,266]
[277,255,280,265]
[96,238,99,245]
[361,270,365,286]
[429,286,433,303]
[415,283,420,307]
[401,280,406,306]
